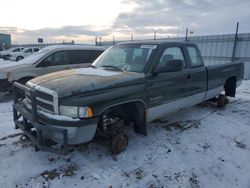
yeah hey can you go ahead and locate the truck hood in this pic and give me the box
[28,68,145,98]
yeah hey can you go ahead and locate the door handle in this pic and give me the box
[187,75,191,79]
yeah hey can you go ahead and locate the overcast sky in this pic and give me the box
[0,0,249,44]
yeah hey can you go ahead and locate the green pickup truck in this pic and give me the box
[13,41,244,154]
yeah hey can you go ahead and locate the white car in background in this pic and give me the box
[9,47,40,61]
[0,47,24,60]
[0,45,105,93]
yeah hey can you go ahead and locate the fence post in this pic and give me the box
[185,28,188,41]
[231,22,239,62]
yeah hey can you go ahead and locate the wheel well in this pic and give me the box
[16,56,24,60]
[99,101,147,136]
[224,76,237,97]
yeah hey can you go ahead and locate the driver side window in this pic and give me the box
[158,47,185,67]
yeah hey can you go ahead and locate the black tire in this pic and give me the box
[111,133,128,155]
[217,94,229,108]
[3,55,10,60]
[16,56,24,61]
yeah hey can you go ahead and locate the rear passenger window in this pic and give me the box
[34,48,40,52]
[158,47,185,67]
[71,50,103,64]
[187,46,202,67]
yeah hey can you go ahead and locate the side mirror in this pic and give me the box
[154,59,184,73]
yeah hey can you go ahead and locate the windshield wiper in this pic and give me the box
[101,65,124,72]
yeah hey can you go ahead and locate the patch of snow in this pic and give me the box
[75,68,121,77]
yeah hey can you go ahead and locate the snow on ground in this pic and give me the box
[1,82,250,188]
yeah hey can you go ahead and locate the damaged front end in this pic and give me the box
[12,82,98,154]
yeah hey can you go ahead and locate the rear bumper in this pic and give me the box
[0,79,11,92]
[12,82,98,154]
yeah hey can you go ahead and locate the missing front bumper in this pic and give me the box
[12,82,98,154]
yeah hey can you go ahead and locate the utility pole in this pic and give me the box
[131,33,133,41]
[95,37,98,46]
[232,22,239,62]
[185,28,188,41]
[113,35,115,44]
[154,31,156,40]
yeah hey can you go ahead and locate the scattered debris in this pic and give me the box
[218,157,225,162]
[0,133,23,141]
[189,173,200,188]
[198,143,212,152]
[63,165,78,177]
[135,169,144,180]
[41,169,60,180]
[41,164,78,181]
[234,140,247,149]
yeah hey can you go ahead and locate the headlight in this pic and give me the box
[59,106,93,118]
[78,107,93,118]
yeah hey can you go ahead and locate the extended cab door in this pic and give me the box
[146,45,191,121]
[184,45,207,101]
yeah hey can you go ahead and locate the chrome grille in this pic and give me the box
[25,85,58,115]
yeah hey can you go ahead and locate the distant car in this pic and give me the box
[0,47,24,60]
[9,47,40,61]
[0,45,105,93]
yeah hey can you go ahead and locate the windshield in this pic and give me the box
[92,44,156,73]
